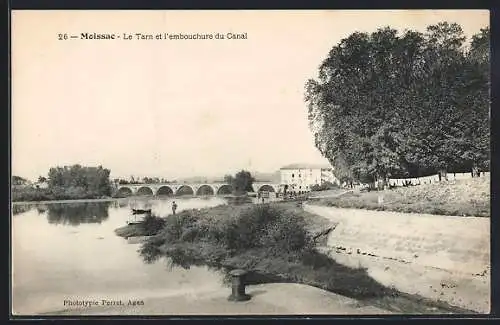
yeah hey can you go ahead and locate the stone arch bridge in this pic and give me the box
[114,182,281,197]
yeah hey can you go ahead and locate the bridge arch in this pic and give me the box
[217,184,233,195]
[258,184,275,193]
[137,186,154,196]
[196,185,215,196]
[116,187,133,197]
[176,185,194,196]
[157,186,174,196]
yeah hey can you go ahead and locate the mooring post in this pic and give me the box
[227,269,251,302]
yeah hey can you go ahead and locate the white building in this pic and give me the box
[279,163,337,193]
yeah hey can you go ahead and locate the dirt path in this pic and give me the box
[304,203,490,313]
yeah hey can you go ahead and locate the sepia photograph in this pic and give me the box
[11,9,490,316]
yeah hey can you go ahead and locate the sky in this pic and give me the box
[11,10,489,181]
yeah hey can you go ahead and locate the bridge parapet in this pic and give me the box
[115,182,281,197]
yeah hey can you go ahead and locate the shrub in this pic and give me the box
[160,212,198,242]
[140,235,166,264]
[141,214,166,236]
[224,205,279,250]
[12,187,54,202]
[310,181,339,192]
[11,185,110,202]
[145,203,314,259]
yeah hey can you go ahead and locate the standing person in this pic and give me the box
[172,201,178,215]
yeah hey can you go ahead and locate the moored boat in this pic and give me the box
[131,208,152,215]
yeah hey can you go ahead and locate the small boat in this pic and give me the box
[132,208,152,215]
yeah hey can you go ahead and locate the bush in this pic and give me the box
[147,203,314,258]
[224,205,279,250]
[140,235,166,264]
[12,187,54,202]
[11,185,109,202]
[160,212,198,242]
[141,214,166,236]
[310,181,339,192]
[260,213,312,253]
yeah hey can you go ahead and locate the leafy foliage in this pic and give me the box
[47,164,112,197]
[12,165,113,201]
[12,176,29,186]
[139,203,314,265]
[225,170,255,194]
[306,22,490,186]
[141,214,167,236]
[310,181,339,192]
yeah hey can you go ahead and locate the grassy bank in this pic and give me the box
[11,186,111,203]
[116,202,475,314]
[311,176,490,217]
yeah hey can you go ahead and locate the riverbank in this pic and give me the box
[12,197,123,205]
[11,185,115,203]
[11,194,248,205]
[305,203,490,313]
[115,202,477,314]
[310,176,490,217]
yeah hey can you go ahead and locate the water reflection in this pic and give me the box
[12,204,33,216]
[12,196,232,315]
[112,200,124,208]
[36,206,47,214]
[11,196,295,316]
[46,202,110,226]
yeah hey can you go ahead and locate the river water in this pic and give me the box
[12,196,267,315]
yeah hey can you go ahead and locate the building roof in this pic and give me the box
[280,163,332,170]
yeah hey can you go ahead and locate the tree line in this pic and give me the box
[12,164,112,201]
[47,165,112,197]
[224,170,255,195]
[13,167,258,201]
[305,22,490,188]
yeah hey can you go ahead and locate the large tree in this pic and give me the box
[47,164,112,196]
[306,22,490,187]
[227,170,255,194]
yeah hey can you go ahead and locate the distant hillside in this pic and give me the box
[177,171,281,184]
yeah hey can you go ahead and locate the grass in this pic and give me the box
[116,202,476,314]
[312,176,490,217]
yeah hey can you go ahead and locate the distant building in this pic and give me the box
[279,163,338,193]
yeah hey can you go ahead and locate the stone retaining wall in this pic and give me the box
[304,204,490,275]
[304,204,490,313]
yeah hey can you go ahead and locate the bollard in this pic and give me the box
[227,269,251,302]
